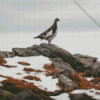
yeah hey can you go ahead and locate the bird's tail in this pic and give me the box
[34,36,40,39]
[34,36,44,41]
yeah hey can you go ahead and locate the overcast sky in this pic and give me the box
[0,0,100,33]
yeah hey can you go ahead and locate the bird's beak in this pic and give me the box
[58,19,60,21]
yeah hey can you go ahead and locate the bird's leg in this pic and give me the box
[48,40,51,45]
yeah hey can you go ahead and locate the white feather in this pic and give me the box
[45,30,53,38]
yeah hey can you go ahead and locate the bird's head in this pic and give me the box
[54,18,60,22]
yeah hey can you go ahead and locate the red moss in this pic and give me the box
[45,69,59,76]
[0,57,7,65]
[43,64,54,70]
[9,52,14,54]
[2,64,17,68]
[18,62,30,66]
[0,56,17,68]
[91,78,100,84]
[56,82,65,91]
[80,71,93,77]
[16,73,22,75]
[23,75,41,81]
[71,73,100,90]
[43,64,60,76]
[0,77,62,99]
[23,68,44,73]
[23,68,35,71]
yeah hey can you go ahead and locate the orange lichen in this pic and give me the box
[23,68,35,71]
[71,73,81,81]
[18,62,30,66]
[23,75,41,81]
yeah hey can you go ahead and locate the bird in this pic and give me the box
[34,18,60,45]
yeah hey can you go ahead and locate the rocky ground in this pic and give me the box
[0,43,100,100]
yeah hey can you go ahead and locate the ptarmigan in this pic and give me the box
[34,18,60,45]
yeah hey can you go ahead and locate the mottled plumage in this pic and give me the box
[34,18,60,45]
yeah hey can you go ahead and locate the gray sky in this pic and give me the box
[0,0,100,33]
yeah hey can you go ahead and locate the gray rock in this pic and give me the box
[92,61,100,77]
[40,43,83,68]
[0,89,14,100]
[69,93,95,100]
[73,54,99,73]
[74,54,97,69]
[59,74,77,92]
[52,58,75,74]
[0,51,15,58]
[12,89,42,100]
[12,48,40,57]
[32,45,58,58]
[51,58,77,92]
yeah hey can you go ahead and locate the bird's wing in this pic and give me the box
[38,25,53,37]
[45,29,54,40]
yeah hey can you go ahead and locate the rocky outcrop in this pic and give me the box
[12,43,83,70]
[12,43,100,76]
[0,51,15,58]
